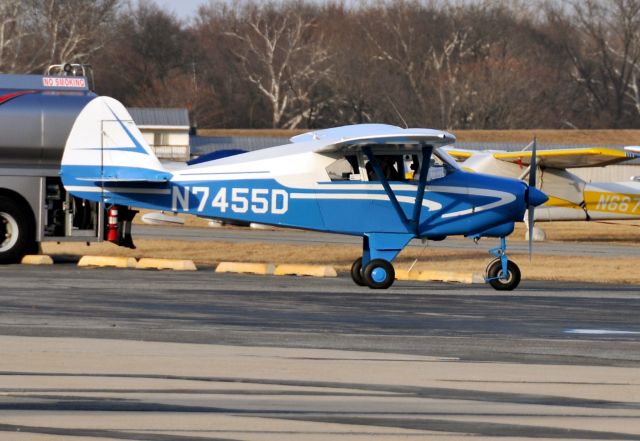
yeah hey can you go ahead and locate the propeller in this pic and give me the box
[527,137,537,259]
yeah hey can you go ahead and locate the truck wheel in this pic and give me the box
[0,196,35,263]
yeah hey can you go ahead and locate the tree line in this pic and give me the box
[2,0,640,130]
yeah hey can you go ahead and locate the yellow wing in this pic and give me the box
[493,148,634,169]
[444,148,475,161]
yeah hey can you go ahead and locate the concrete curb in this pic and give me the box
[396,269,483,284]
[78,256,137,269]
[274,264,337,278]
[136,258,197,271]
[21,255,53,265]
[216,262,275,275]
[394,269,422,281]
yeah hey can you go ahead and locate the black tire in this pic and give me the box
[363,259,395,289]
[0,195,35,264]
[486,258,521,291]
[350,257,366,286]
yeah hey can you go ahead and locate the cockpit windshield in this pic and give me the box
[404,149,458,182]
[435,147,461,170]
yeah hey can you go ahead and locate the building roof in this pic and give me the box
[127,107,190,128]
[189,135,289,155]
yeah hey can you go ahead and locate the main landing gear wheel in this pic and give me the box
[363,259,395,289]
[486,258,521,291]
[350,257,366,286]
[0,195,35,264]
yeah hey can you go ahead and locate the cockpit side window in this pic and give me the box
[365,154,406,181]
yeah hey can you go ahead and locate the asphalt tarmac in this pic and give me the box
[0,264,639,440]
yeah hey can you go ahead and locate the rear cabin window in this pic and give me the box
[326,155,360,181]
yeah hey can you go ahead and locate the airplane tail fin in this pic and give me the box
[60,96,172,203]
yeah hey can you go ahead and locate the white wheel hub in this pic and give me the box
[499,269,513,283]
[0,212,19,252]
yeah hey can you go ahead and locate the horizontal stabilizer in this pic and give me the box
[75,169,172,183]
[77,177,170,183]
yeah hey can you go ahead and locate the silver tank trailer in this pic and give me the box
[0,73,103,263]
[0,75,96,168]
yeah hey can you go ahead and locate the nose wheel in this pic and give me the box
[485,237,521,291]
[485,258,521,291]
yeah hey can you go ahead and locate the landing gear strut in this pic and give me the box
[351,233,413,289]
[485,237,521,291]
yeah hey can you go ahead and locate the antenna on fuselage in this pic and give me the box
[387,96,408,129]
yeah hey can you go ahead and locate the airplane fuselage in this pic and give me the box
[65,167,530,240]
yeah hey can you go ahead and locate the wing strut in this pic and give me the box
[410,144,433,234]
[363,146,410,229]
[363,145,434,234]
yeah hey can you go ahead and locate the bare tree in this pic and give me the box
[224,3,332,128]
[35,0,119,67]
[562,0,640,126]
[0,0,119,74]
[0,1,35,72]
[361,1,477,128]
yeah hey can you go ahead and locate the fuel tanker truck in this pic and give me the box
[0,64,136,263]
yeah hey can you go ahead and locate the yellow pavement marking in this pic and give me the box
[21,255,53,265]
[216,262,275,275]
[78,255,137,269]
[136,258,197,271]
[274,264,337,277]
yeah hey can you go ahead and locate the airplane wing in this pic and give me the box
[445,147,636,169]
[492,148,635,168]
[442,148,475,161]
[291,124,456,153]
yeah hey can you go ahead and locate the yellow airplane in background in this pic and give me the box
[445,144,640,238]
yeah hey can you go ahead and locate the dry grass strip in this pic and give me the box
[42,238,640,285]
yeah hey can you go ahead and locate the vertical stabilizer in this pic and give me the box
[61,96,172,187]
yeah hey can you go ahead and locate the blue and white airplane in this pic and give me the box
[60,97,547,290]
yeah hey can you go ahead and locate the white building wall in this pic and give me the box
[168,132,189,146]
[138,127,190,161]
[140,132,154,146]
